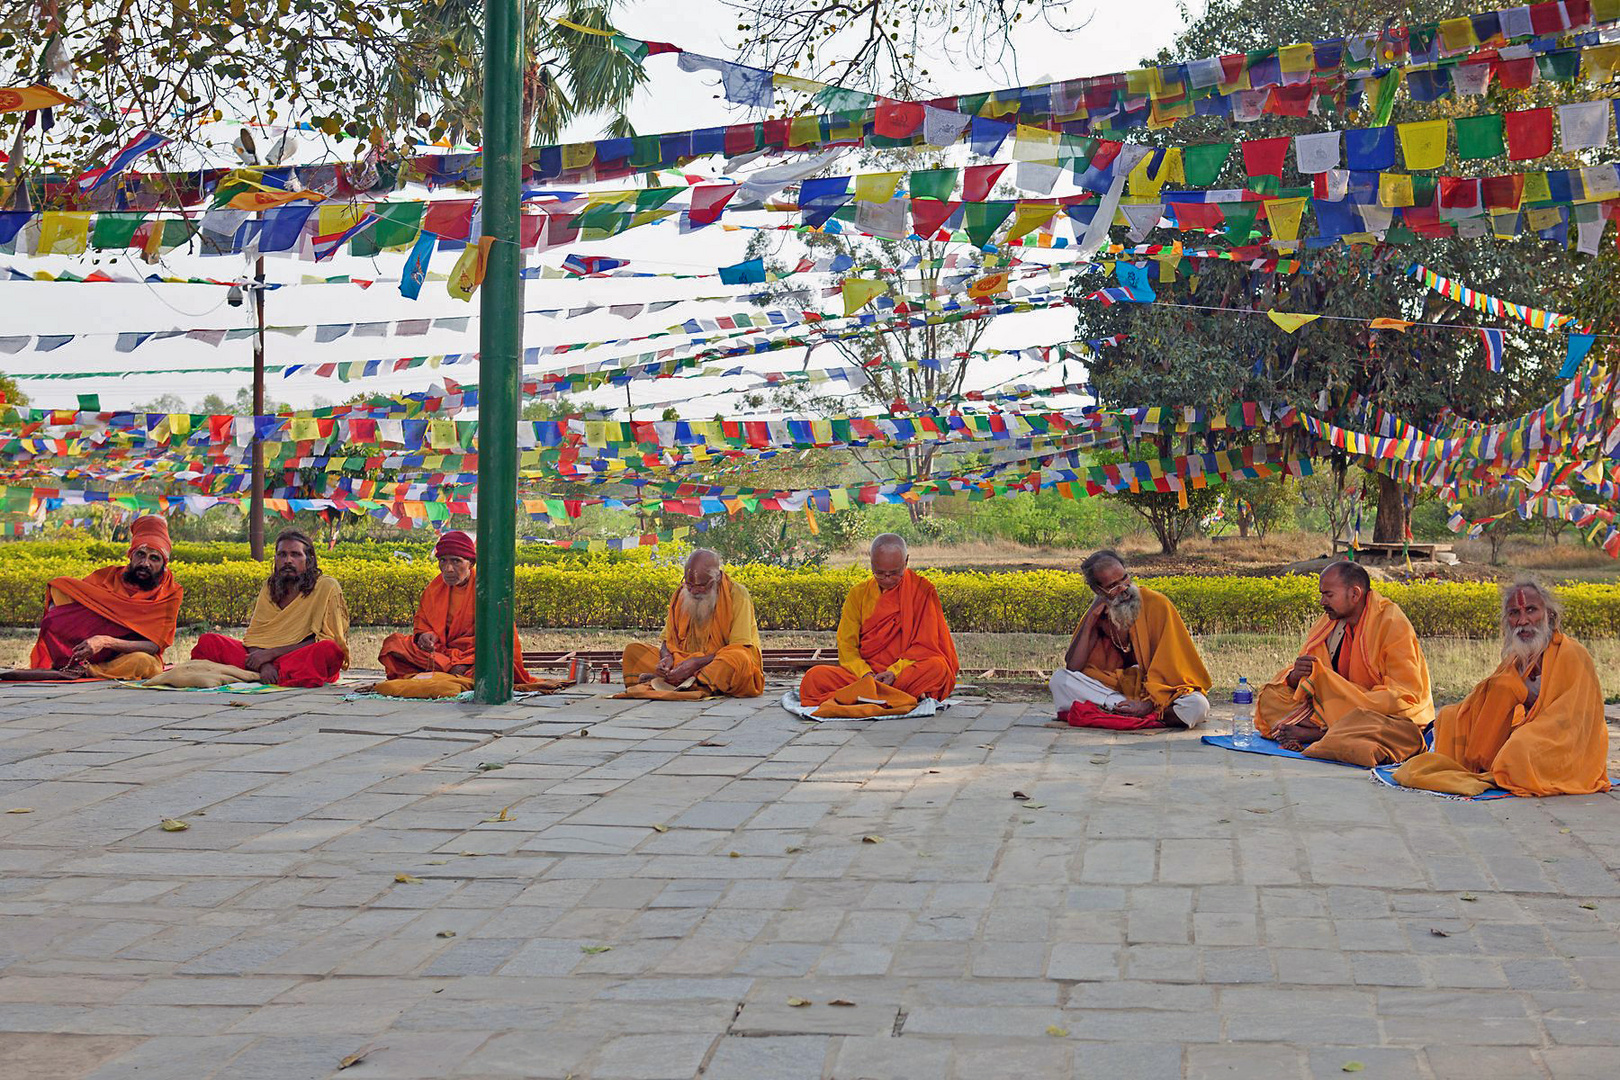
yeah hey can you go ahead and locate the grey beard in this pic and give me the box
[1503,622,1552,669]
[1106,586,1143,631]
[678,585,720,628]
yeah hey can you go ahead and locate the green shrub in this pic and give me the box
[4,553,1619,639]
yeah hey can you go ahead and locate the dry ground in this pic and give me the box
[5,628,1614,705]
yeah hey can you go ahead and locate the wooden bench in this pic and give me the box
[1331,540,1453,561]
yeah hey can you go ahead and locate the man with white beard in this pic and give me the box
[1401,578,1610,797]
[1050,550,1212,727]
[620,549,764,698]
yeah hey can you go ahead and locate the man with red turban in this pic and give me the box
[6,516,183,681]
[377,530,532,683]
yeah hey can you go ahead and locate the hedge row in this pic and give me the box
[3,559,1618,639]
[0,540,642,567]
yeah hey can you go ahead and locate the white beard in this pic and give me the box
[1106,585,1143,631]
[1503,621,1552,669]
[678,584,720,628]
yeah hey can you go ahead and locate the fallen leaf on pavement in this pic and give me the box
[1088,757,1108,765]
[425,860,448,866]
[1460,893,1477,902]
[651,824,669,833]
[394,874,422,885]
[338,1046,384,1070]
[1580,902,1597,910]
[787,997,811,1007]
[728,851,741,858]
[1022,802,1046,809]
[481,803,517,824]
[1429,928,1449,937]
[1012,790,1030,800]
[580,945,612,954]
[436,930,456,938]
[828,999,856,1006]
[576,729,589,737]
[6,808,33,814]
[861,835,884,844]
[785,846,804,854]
[1046,1025,1069,1037]
[475,762,504,772]
[160,819,189,832]
[1342,1063,1364,1073]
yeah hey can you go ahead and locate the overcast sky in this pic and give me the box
[0,0,1194,413]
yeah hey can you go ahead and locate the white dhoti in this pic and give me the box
[1049,667,1210,729]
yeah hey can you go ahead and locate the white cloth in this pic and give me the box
[1559,101,1611,152]
[922,107,972,148]
[1294,131,1342,174]
[1050,668,1211,728]
[1452,62,1492,96]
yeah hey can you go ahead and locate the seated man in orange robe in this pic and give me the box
[799,533,959,706]
[378,530,531,684]
[1398,579,1609,797]
[190,529,349,687]
[622,549,763,697]
[1051,549,1212,726]
[5,516,183,681]
[1255,560,1433,766]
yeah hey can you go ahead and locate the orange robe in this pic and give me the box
[1079,586,1211,710]
[378,568,531,684]
[30,565,184,669]
[800,570,959,705]
[621,575,763,697]
[1256,592,1432,766]
[1425,633,1609,797]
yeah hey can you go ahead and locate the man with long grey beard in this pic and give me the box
[1050,549,1212,727]
[621,549,764,697]
[1402,578,1609,797]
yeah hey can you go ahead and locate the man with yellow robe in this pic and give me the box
[190,529,349,686]
[621,549,763,697]
[378,530,532,684]
[799,534,959,707]
[1396,579,1609,797]
[1051,549,1212,726]
[1255,560,1432,766]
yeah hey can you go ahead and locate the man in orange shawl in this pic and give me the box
[621,549,763,697]
[7,516,182,681]
[378,530,531,684]
[799,534,959,707]
[1397,579,1609,797]
[190,529,348,687]
[1255,561,1433,766]
[1052,549,1212,726]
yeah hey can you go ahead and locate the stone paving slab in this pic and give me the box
[1,678,1618,1078]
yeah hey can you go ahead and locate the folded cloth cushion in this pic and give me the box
[141,659,263,688]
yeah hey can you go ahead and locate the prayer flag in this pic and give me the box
[841,278,887,316]
[1505,108,1554,160]
[1562,333,1596,377]
[1266,310,1319,333]
[1477,328,1504,372]
[73,129,169,192]
[399,231,434,301]
[1396,120,1448,169]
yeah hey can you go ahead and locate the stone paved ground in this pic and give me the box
[2,678,1618,1080]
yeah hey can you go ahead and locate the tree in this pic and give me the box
[1079,0,1591,545]
[1224,475,1299,539]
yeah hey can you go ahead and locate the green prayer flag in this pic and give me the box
[90,213,145,250]
[369,202,425,250]
[634,187,682,212]
[1182,143,1233,186]
[630,135,662,169]
[77,393,100,412]
[609,33,649,62]
[1221,202,1260,244]
[1538,51,1581,83]
[909,168,958,202]
[956,92,990,117]
[963,201,1015,249]
[1454,114,1504,160]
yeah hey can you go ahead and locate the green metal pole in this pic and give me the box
[474,0,524,704]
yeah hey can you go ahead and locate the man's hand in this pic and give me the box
[258,663,279,684]
[70,635,117,662]
[872,670,897,686]
[449,664,470,676]
[415,631,438,652]
[1081,598,1108,629]
[1285,654,1316,690]
[667,657,706,685]
[1109,698,1156,718]
[243,648,272,671]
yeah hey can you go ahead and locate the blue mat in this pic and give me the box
[1369,764,1515,801]
[1199,733,1363,769]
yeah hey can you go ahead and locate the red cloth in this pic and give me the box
[1240,137,1289,178]
[434,529,476,562]
[32,604,135,669]
[1065,701,1166,730]
[128,515,171,557]
[192,632,345,687]
[1504,108,1553,160]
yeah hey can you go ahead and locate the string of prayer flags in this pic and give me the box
[1267,311,1320,333]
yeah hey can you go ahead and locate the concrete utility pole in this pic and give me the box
[473,0,524,703]
[249,256,267,561]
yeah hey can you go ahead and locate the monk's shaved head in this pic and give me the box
[870,533,909,592]
[686,548,722,580]
[1319,559,1371,622]
[1321,560,1371,594]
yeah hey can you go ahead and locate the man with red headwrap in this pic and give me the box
[4,516,184,681]
[377,530,532,683]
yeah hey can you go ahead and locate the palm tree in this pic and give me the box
[387,0,644,147]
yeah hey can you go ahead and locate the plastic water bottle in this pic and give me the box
[1231,677,1255,748]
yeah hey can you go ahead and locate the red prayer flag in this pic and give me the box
[874,98,925,138]
[689,184,737,225]
[1265,85,1313,117]
[1240,136,1290,177]
[1529,0,1566,34]
[961,163,1008,202]
[1493,57,1537,89]
[1438,176,1482,209]
[910,198,958,239]
[1481,174,1525,209]
[1504,108,1553,160]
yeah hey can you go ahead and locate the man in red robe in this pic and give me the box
[5,516,183,681]
[799,534,959,707]
[377,530,531,683]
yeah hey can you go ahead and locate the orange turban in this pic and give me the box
[434,530,476,562]
[129,516,172,559]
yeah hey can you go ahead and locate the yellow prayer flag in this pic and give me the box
[1520,172,1553,204]
[36,212,91,255]
[853,171,903,203]
[773,74,823,94]
[168,413,192,437]
[1148,99,1193,128]
[1525,206,1564,231]
[1013,125,1060,162]
[1438,17,1477,52]
[1004,203,1058,243]
[1128,156,1172,197]
[561,142,594,170]
[317,203,365,234]
[788,115,821,147]
[1378,172,1415,207]
[1397,120,1448,170]
[1266,310,1320,334]
[967,271,1011,300]
[446,236,495,302]
[0,85,73,113]
[1124,68,1154,96]
[1265,197,1308,241]
[1278,43,1315,73]
[982,94,1021,118]
[1369,317,1414,332]
[228,190,325,211]
[841,278,887,316]
[1585,43,1620,84]
[290,417,320,441]
[429,420,456,449]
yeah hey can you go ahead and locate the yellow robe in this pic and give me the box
[242,575,351,667]
[1426,632,1609,797]
[621,575,763,697]
[1257,591,1432,736]
[1079,586,1211,710]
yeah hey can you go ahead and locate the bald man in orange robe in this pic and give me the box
[6,516,182,681]
[378,530,532,684]
[799,534,959,707]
